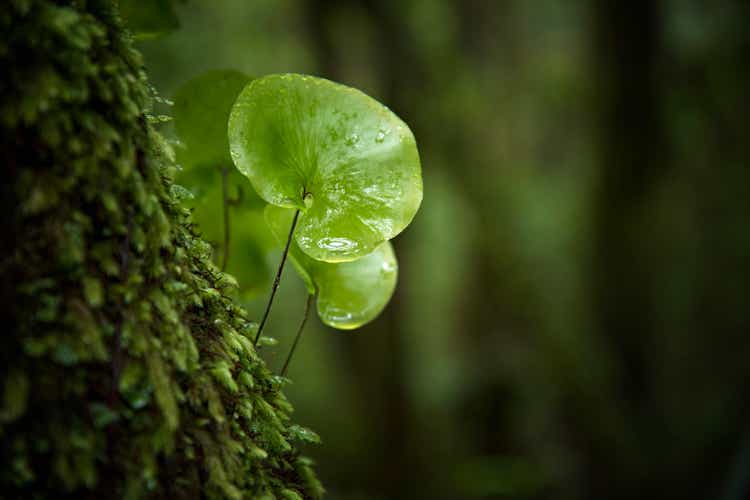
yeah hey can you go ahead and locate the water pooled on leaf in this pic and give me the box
[318,237,358,252]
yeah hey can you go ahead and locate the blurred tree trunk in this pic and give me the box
[592,0,664,410]
[589,0,667,496]
[588,0,750,498]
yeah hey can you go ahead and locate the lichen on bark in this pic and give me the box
[0,1,323,498]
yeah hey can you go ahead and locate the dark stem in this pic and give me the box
[220,166,230,272]
[254,208,301,346]
[281,292,314,377]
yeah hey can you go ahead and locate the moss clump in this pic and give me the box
[0,1,323,498]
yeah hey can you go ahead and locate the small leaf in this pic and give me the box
[287,425,322,445]
[265,205,398,329]
[82,276,103,308]
[210,361,239,393]
[89,402,120,428]
[229,74,422,262]
[173,70,252,171]
[146,351,179,430]
[280,489,304,500]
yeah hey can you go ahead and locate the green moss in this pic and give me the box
[0,1,322,497]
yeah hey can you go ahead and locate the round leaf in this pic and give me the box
[173,70,251,170]
[265,205,398,330]
[229,74,422,262]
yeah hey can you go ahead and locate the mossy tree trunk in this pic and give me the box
[0,1,322,498]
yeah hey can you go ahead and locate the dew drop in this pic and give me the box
[375,127,390,143]
[328,309,353,322]
[318,237,358,252]
[322,307,358,328]
[345,133,359,146]
[381,260,396,273]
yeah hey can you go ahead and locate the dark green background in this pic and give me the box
[138,1,750,498]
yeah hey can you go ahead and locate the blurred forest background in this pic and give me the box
[136,0,750,498]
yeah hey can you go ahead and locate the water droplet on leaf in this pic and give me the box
[318,237,357,251]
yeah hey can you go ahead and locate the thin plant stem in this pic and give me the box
[220,166,230,272]
[281,293,314,377]
[254,208,301,346]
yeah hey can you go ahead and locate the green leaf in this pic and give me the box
[178,173,273,298]
[119,0,180,40]
[287,424,322,445]
[173,70,252,171]
[265,205,398,329]
[230,74,422,262]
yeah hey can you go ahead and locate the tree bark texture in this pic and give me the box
[0,2,322,498]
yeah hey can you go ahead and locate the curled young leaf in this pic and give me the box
[265,205,398,330]
[230,74,422,262]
